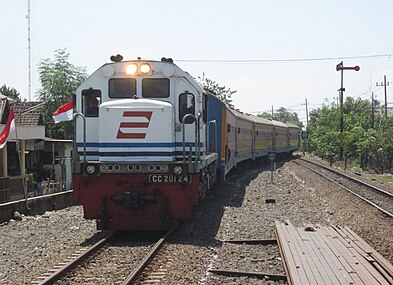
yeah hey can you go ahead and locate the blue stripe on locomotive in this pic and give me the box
[207,94,226,181]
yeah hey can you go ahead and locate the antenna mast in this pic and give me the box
[27,0,31,101]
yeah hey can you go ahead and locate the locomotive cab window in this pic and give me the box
[142,78,169,98]
[109,78,136,98]
[179,92,195,124]
[82,89,101,117]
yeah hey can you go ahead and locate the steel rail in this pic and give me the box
[294,159,393,218]
[121,222,180,285]
[300,157,393,199]
[37,231,114,285]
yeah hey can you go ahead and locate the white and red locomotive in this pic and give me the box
[72,56,299,230]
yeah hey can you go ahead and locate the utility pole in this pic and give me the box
[371,92,375,128]
[271,106,274,119]
[305,98,309,128]
[301,98,309,153]
[336,61,360,160]
[376,75,390,119]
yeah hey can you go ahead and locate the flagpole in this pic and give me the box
[13,104,29,205]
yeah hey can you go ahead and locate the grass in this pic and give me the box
[362,175,393,184]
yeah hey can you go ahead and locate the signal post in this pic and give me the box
[336,62,360,160]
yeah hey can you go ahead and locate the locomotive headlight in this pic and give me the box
[126,64,138,75]
[86,165,97,175]
[173,166,183,175]
[140,63,151,74]
[82,163,100,176]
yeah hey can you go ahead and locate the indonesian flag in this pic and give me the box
[52,101,73,123]
[0,108,15,149]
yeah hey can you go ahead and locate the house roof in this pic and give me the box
[13,101,45,126]
[1,99,45,126]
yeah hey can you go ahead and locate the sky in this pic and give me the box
[1,0,393,125]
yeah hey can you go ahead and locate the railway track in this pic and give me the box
[294,157,393,218]
[33,223,179,285]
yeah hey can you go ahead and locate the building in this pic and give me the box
[0,99,45,202]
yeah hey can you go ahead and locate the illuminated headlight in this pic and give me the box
[173,166,183,175]
[126,64,138,75]
[86,165,97,175]
[140,63,152,74]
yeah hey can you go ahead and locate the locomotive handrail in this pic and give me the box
[197,112,202,161]
[181,114,197,163]
[208,120,217,154]
[73,112,87,162]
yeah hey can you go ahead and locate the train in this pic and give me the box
[72,56,300,231]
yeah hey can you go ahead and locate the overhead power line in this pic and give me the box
[176,53,393,64]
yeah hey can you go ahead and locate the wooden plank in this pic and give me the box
[291,224,346,285]
[370,261,393,285]
[303,227,355,285]
[281,222,322,285]
[318,227,366,285]
[342,226,393,279]
[285,224,325,284]
[275,221,309,285]
[335,226,393,285]
[310,225,356,284]
[275,222,295,285]
[347,246,390,285]
[323,227,377,285]
[277,222,392,285]
[333,226,389,284]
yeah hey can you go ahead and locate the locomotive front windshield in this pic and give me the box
[108,78,170,98]
[142,78,169,98]
[109,78,137,98]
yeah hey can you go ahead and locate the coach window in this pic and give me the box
[179,92,195,124]
[109,78,136,98]
[142,78,169,98]
[82,89,101,117]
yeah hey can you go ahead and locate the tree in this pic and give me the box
[37,48,87,139]
[0,84,20,100]
[306,96,392,170]
[198,77,236,108]
[257,107,302,127]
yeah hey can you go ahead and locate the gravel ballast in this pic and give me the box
[1,158,392,284]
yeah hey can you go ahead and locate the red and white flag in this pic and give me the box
[52,101,74,123]
[0,108,16,149]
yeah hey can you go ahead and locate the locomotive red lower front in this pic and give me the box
[73,171,199,230]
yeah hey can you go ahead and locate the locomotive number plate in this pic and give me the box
[149,174,192,183]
